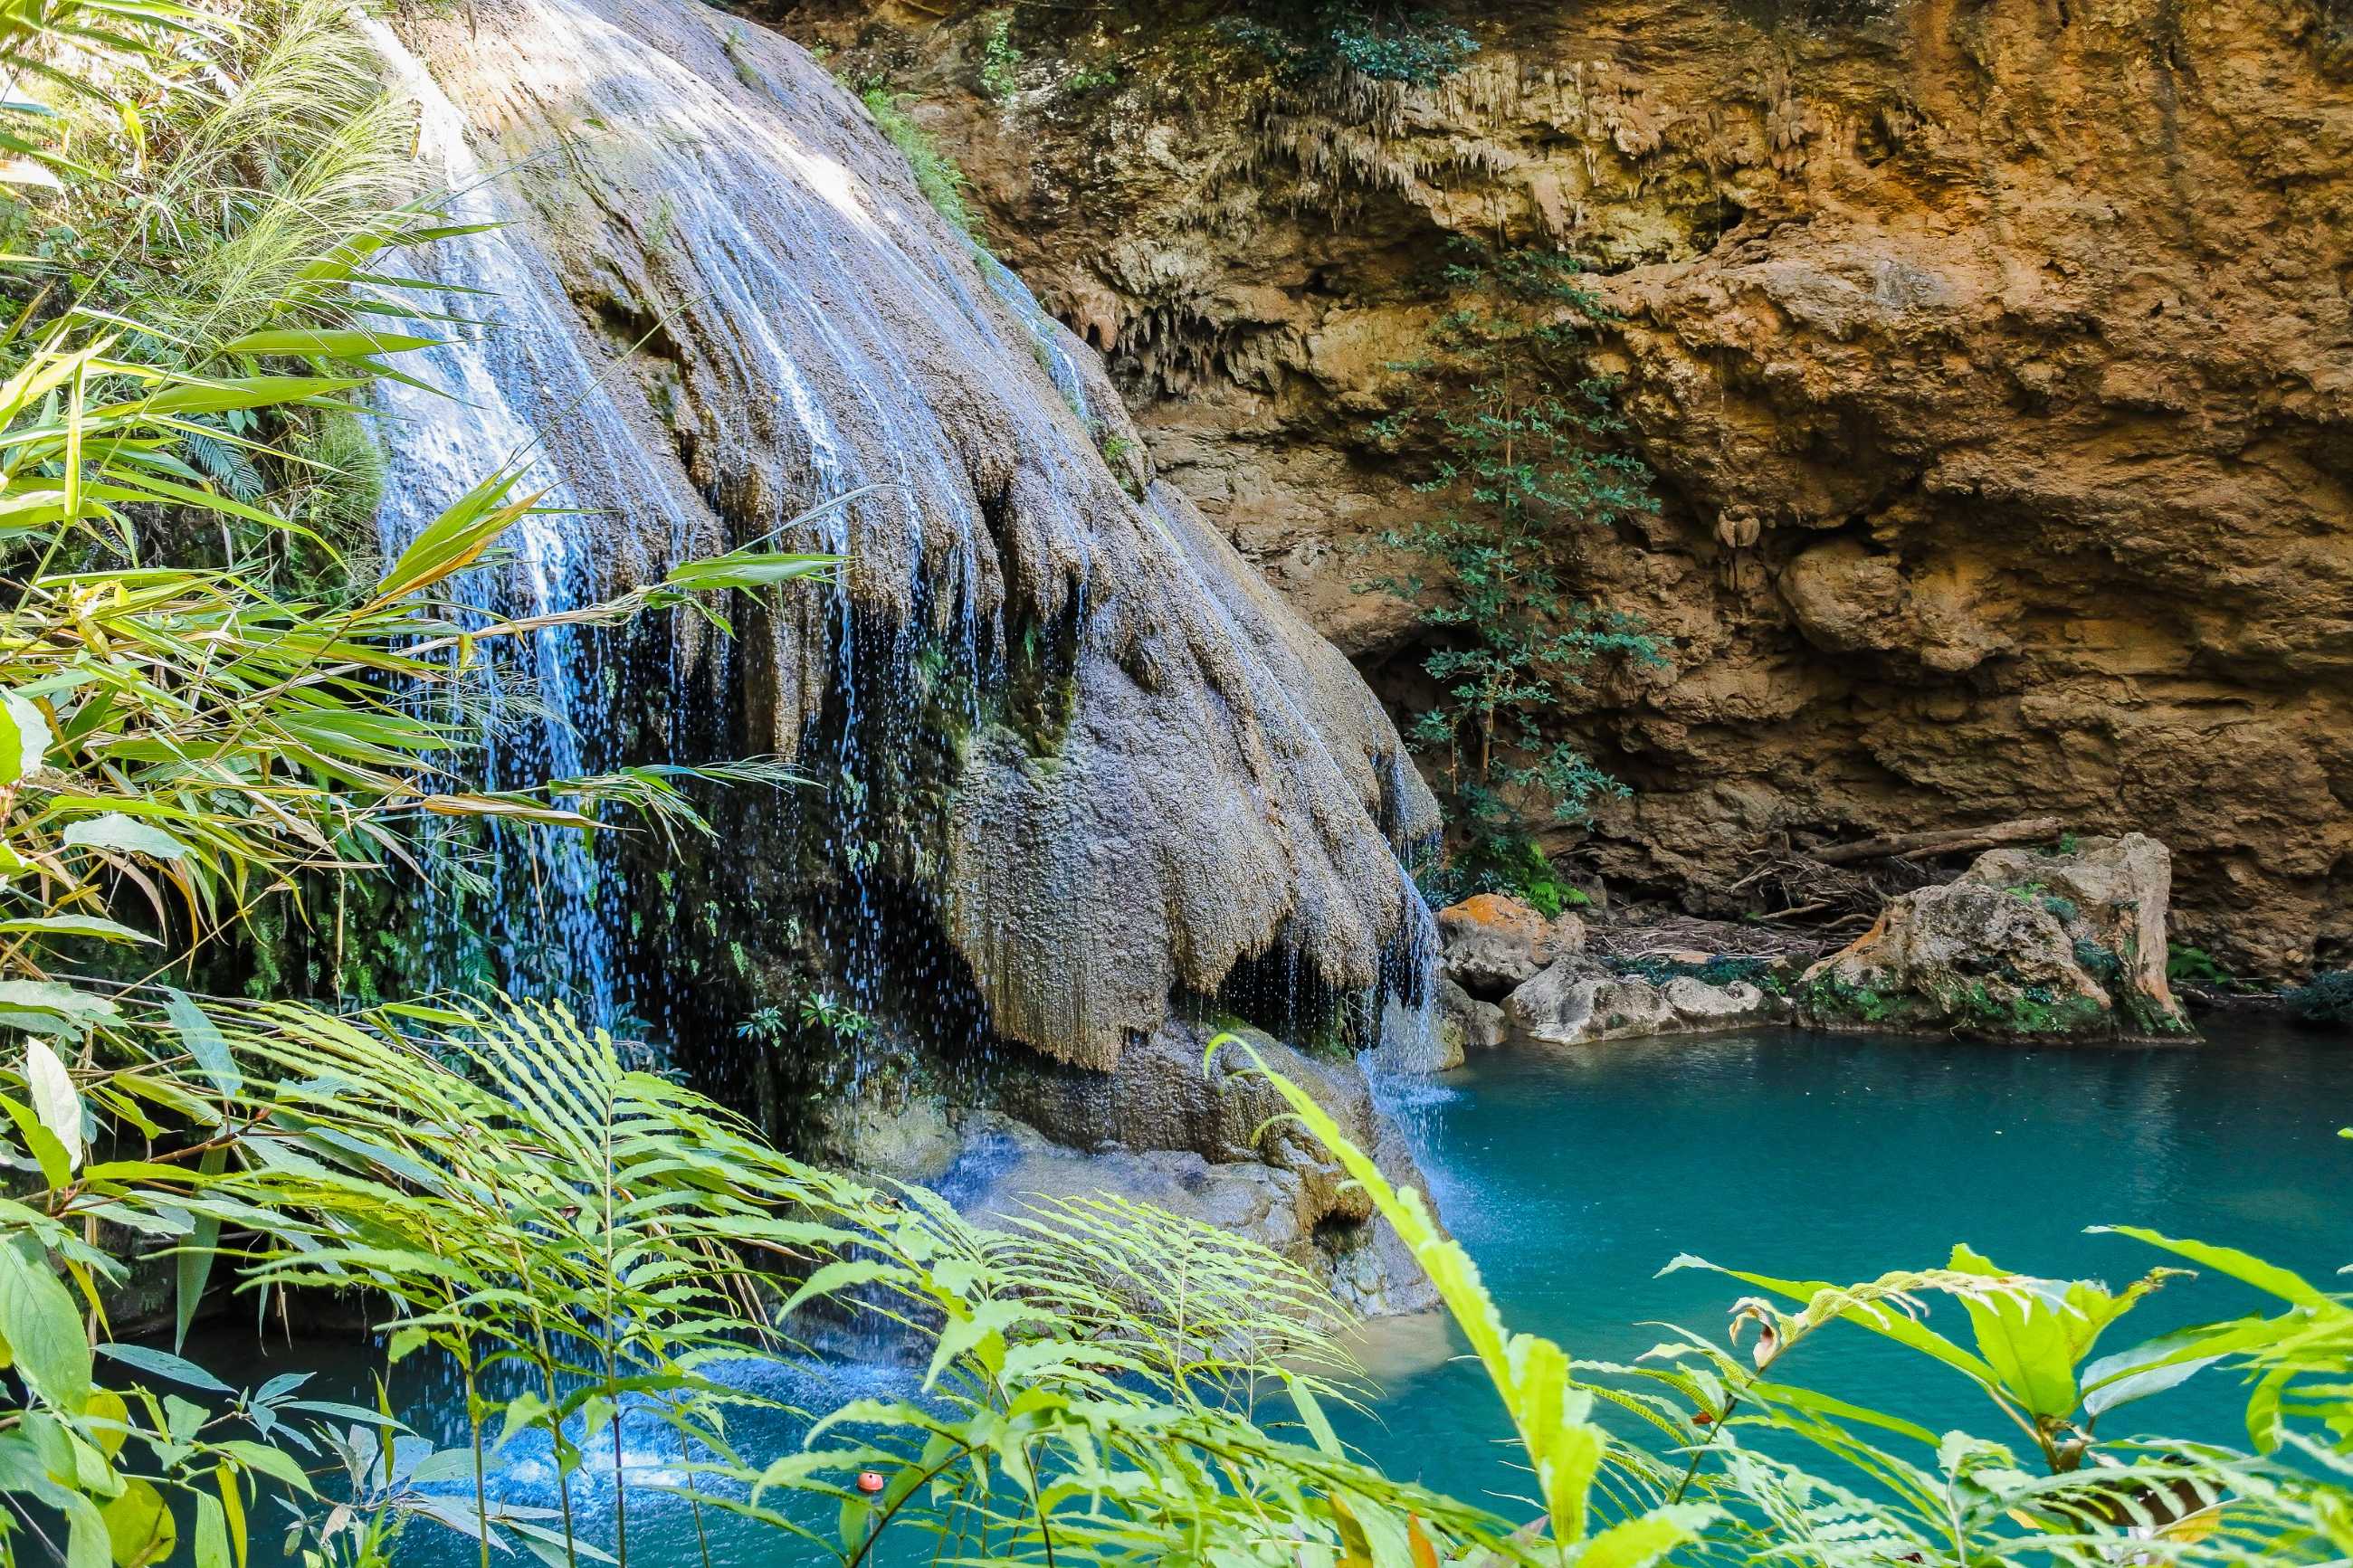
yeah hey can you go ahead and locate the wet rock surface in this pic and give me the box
[1437,893,1586,997]
[1502,961,1783,1048]
[816,1021,1440,1315]
[1429,894,1791,1046]
[386,0,1438,1076]
[1797,834,2194,1041]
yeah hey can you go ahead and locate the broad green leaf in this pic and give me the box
[174,1145,226,1351]
[0,979,123,1035]
[96,1342,234,1393]
[2081,1328,2220,1421]
[162,988,240,1098]
[90,375,360,416]
[0,1237,91,1411]
[23,1037,81,1170]
[1577,1505,1713,1568]
[192,1492,230,1568]
[0,688,50,782]
[214,1463,245,1568]
[100,1477,174,1567]
[370,468,536,605]
[216,328,441,358]
[2091,1226,2330,1308]
[83,1387,129,1458]
[0,914,155,945]
[58,813,190,860]
[0,1088,72,1186]
[661,551,840,593]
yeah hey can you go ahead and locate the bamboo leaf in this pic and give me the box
[23,1036,81,1171]
[0,1235,92,1411]
[59,813,191,860]
[0,687,50,781]
[174,1145,226,1351]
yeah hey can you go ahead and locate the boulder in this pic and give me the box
[1438,893,1586,996]
[1441,974,1508,1052]
[1797,834,2192,1040]
[963,1020,1442,1314]
[1967,833,2185,1028]
[1502,961,1781,1046]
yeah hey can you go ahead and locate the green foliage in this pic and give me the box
[1089,420,1145,497]
[0,4,844,1558]
[977,8,1021,102]
[1420,827,1587,916]
[2167,945,2235,987]
[1228,1035,2353,1565]
[1219,3,1477,88]
[1,7,2348,1568]
[1612,952,1787,995]
[1800,971,1902,1024]
[2286,968,2353,1027]
[1366,242,1665,874]
[2074,936,2126,989]
[859,87,980,237]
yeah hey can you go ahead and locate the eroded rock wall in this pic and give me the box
[775,0,2353,974]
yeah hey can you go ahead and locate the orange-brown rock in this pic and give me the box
[767,0,2353,977]
[1437,892,1586,995]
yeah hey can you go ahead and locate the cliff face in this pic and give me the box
[776,0,2353,975]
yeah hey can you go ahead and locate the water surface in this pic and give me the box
[1339,1016,2349,1507]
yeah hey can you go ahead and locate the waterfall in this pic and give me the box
[979,254,1095,427]
[367,0,1443,1088]
[364,19,705,1029]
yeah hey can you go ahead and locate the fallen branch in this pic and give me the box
[1810,816,2065,867]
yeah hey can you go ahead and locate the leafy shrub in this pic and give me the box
[2286,968,2353,1026]
[2167,944,2235,986]
[1220,3,1476,88]
[1613,953,1787,994]
[1364,242,1666,857]
[1418,825,1590,917]
[1328,12,1476,82]
[978,8,1021,101]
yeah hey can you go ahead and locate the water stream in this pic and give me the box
[365,19,706,1031]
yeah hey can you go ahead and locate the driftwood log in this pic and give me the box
[1808,816,2066,867]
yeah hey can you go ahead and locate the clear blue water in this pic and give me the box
[186,1018,2347,1560]
[1336,1018,2350,1508]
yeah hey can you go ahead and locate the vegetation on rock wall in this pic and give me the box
[1363,243,1663,911]
[2286,970,2353,1028]
[1216,1,1477,88]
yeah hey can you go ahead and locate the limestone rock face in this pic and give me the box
[827,1022,1440,1313]
[1438,893,1586,997]
[379,0,1439,1073]
[1798,834,2192,1040]
[1969,834,2184,1024]
[772,0,2353,977]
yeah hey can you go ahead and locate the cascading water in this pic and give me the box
[365,21,707,1031]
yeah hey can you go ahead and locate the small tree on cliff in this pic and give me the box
[1365,242,1665,904]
